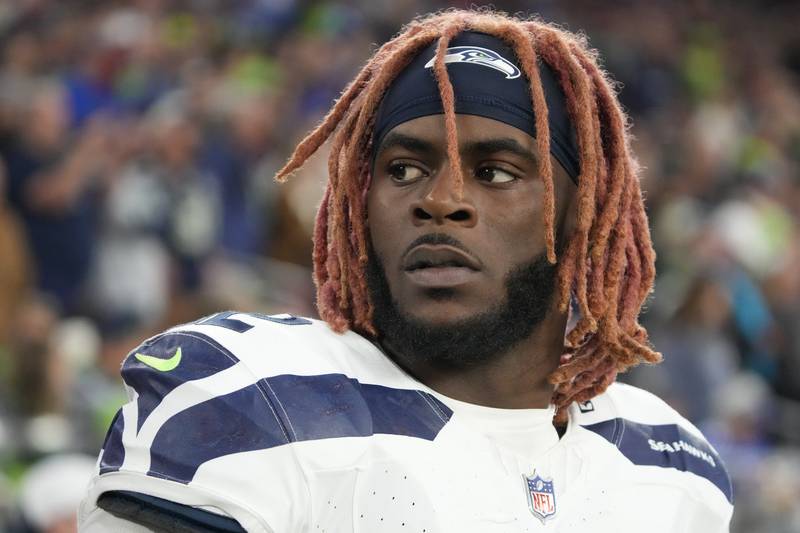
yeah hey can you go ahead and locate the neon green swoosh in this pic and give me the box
[134,347,182,372]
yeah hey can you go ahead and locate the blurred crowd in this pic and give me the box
[0,0,797,531]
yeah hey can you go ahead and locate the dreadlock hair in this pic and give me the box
[275,9,662,421]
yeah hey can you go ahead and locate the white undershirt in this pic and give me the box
[429,391,561,462]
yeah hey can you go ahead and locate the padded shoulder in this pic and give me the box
[173,311,385,378]
[88,311,447,532]
[571,383,733,505]
[98,310,446,484]
[99,323,295,484]
[89,312,323,532]
[573,382,702,427]
[99,312,329,481]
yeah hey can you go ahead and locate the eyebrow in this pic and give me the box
[462,138,538,165]
[376,132,538,165]
[376,132,436,157]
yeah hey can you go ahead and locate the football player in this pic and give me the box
[79,9,733,532]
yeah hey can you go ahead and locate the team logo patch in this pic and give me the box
[523,471,557,523]
[424,46,521,79]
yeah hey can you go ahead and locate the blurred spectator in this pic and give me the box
[626,274,739,422]
[3,81,104,314]
[201,91,281,257]
[7,295,63,420]
[0,158,31,342]
[15,454,95,533]
[91,90,219,328]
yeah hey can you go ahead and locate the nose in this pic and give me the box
[410,168,477,227]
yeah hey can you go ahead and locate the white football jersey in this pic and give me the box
[79,311,733,532]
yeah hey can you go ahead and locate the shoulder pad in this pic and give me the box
[173,311,381,378]
[571,382,733,504]
[100,325,288,484]
[99,311,451,487]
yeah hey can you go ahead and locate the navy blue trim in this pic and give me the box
[99,408,126,475]
[98,490,245,532]
[147,373,453,483]
[582,418,733,503]
[122,331,239,433]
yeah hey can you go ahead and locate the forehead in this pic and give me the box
[375,114,537,154]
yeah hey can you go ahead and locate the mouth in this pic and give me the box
[402,245,482,288]
[403,245,482,272]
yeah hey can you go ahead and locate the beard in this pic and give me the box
[366,248,558,369]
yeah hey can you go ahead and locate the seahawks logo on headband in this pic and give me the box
[424,46,521,79]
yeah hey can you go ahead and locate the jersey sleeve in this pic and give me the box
[79,326,311,533]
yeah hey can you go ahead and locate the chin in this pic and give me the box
[398,299,486,326]
[367,248,558,368]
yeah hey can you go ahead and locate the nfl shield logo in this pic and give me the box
[523,471,557,523]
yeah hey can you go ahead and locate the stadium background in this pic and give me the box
[0,0,798,531]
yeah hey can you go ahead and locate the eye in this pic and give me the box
[387,163,426,183]
[476,166,518,184]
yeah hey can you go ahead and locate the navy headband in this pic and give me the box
[372,31,580,183]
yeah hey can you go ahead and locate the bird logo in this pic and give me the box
[424,46,521,79]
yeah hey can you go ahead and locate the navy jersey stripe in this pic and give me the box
[99,408,126,475]
[148,383,289,483]
[147,373,453,484]
[582,418,733,503]
[260,373,453,443]
[121,331,240,434]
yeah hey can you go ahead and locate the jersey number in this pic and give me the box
[196,311,311,333]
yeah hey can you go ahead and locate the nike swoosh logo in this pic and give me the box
[134,347,182,372]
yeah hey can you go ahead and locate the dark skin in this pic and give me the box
[367,114,578,409]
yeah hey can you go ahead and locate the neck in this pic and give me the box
[381,306,567,410]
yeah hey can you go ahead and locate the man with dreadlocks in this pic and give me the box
[80,9,732,533]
